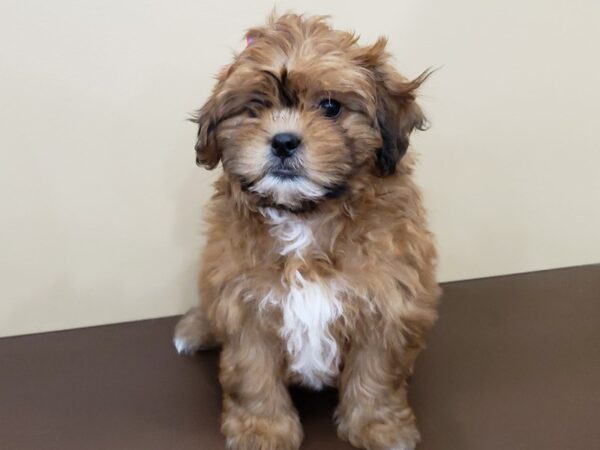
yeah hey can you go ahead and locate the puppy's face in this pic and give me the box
[193,15,427,211]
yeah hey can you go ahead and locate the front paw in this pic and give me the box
[337,408,420,450]
[222,408,302,450]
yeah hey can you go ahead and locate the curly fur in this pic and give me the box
[174,13,440,450]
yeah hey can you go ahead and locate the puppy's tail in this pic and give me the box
[173,307,218,354]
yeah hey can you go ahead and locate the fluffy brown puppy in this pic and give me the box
[174,13,440,450]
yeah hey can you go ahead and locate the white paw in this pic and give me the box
[173,307,218,355]
[173,336,196,355]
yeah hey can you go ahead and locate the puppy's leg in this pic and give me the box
[336,342,420,450]
[220,329,302,450]
[173,307,218,354]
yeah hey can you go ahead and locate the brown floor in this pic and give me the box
[1,264,599,450]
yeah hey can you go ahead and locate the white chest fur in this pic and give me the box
[262,208,343,389]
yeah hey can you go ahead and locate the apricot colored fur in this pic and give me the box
[175,13,440,450]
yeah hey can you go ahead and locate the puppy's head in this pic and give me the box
[193,14,428,211]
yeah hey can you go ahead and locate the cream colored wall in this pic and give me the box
[1,1,599,337]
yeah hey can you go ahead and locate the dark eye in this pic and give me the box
[318,99,342,118]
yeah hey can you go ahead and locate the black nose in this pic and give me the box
[271,132,301,159]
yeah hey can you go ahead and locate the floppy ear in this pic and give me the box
[355,38,429,175]
[191,93,221,170]
[192,62,238,170]
[375,68,428,175]
[192,26,265,170]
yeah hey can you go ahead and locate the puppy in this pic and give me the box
[174,13,440,450]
